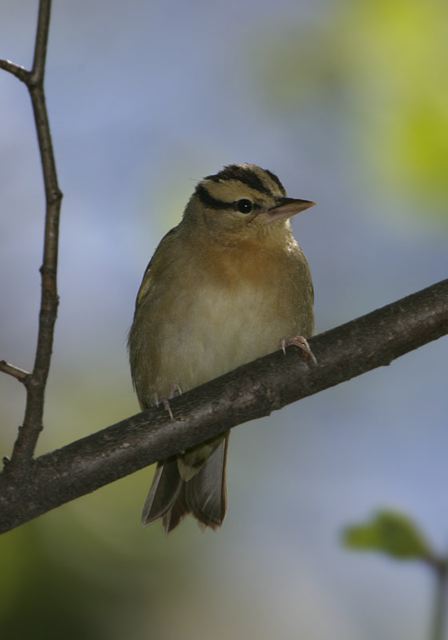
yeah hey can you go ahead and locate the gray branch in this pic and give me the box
[1,279,447,534]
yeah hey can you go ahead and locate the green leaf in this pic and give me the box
[252,0,448,221]
[343,510,433,561]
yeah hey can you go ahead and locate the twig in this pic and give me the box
[429,557,448,640]
[0,0,62,474]
[0,361,30,386]
[0,60,30,83]
[0,279,446,534]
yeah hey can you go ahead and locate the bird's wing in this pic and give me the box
[134,225,179,312]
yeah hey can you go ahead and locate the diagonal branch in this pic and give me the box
[0,279,447,534]
[0,0,62,473]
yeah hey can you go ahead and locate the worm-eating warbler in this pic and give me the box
[128,163,315,532]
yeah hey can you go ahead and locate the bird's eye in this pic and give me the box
[235,199,253,214]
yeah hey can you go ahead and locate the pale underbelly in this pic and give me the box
[150,284,304,398]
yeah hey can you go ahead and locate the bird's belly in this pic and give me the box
[153,283,302,397]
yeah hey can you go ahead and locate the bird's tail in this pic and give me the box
[141,435,229,533]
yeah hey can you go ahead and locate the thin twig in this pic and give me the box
[0,361,30,386]
[30,0,51,84]
[0,0,62,474]
[0,59,30,83]
[0,279,446,534]
[430,559,448,640]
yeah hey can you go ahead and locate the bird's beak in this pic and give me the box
[264,197,315,223]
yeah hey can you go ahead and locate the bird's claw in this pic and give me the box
[162,398,174,421]
[153,384,183,421]
[281,336,317,366]
[170,383,183,398]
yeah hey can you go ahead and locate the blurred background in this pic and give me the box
[0,0,447,638]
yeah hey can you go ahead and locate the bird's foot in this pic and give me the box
[170,383,183,398]
[153,384,183,421]
[162,398,174,421]
[280,336,317,366]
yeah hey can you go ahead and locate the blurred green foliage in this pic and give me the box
[343,509,432,561]
[0,470,196,640]
[254,0,448,218]
[0,373,196,640]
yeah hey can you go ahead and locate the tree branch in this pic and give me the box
[0,361,30,386]
[0,0,62,473]
[0,279,447,534]
[0,59,30,83]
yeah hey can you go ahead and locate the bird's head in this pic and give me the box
[184,163,314,241]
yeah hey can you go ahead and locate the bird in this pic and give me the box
[128,163,315,533]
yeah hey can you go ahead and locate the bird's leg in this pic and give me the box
[280,336,318,366]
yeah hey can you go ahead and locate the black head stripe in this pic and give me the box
[195,184,233,210]
[264,169,286,195]
[205,164,272,196]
